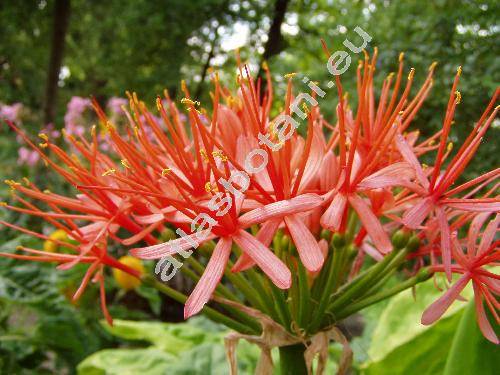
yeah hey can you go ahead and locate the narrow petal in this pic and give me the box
[238,194,323,227]
[402,196,434,229]
[284,214,325,272]
[443,199,500,212]
[232,218,281,272]
[395,133,429,189]
[478,214,499,256]
[232,229,291,289]
[349,194,392,254]
[360,162,415,183]
[472,283,499,344]
[360,243,384,261]
[319,152,339,191]
[421,274,470,325]
[320,193,347,231]
[184,237,232,318]
[130,229,215,259]
[467,212,491,256]
[436,207,452,281]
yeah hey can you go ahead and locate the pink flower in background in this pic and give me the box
[0,102,23,123]
[107,97,128,116]
[64,96,91,136]
[18,146,40,166]
[41,123,61,139]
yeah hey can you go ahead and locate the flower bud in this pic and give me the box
[416,267,432,282]
[159,227,176,242]
[320,229,331,241]
[391,230,410,249]
[406,235,421,252]
[332,233,346,249]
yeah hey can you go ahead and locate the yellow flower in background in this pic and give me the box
[43,229,69,253]
[113,256,144,291]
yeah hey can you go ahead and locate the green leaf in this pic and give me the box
[443,302,498,375]
[101,318,223,356]
[77,348,176,375]
[361,277,474,374]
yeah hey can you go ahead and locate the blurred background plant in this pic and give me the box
[0,0,498,373]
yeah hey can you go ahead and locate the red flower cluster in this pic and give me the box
[1,50,498,341]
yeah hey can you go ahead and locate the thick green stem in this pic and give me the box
[328,248,406,312]
[333,268,432,320]
[309,245,342,332]
[279,343,308,375]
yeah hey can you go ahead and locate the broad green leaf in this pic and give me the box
[362,312,462,375]
[360,277,475,374]
[101,318,222,355]
[366,276,473,363]
[443,302,498,375]
[77,348,176,375]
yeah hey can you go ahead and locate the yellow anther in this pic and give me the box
[0,202,7,206]
[161,168,171,176]
[105,121,115,131]
[429,140,436,146]
[408,68,415,80]
[429,61,438,72]
[200,149,209,162]
[16,246,23,251]
[284,72,297,79]
[101,168,116,177]
[399,52,404,62]
[262,61,269,70]
[212,150,228,162]
[39,142,48,148]
[455,91,461,104]
[43,189,51,194]
[302,102,310,114]
[121,159,131,169]
[187,107,202,114]
[204,181,215,192]
[156,98,162,112]
[457,66,462,76]
[422,163,429,169]
[447,142,453,151]
[180,98,200,107]
[4,179,17,186]
[38,133,48,142]
[22,177,30,185]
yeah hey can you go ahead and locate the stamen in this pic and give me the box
[180,98,200,107]
[199,149,209,162]
[121,159,131,169]
[101,168,116,177]
[212,150,228,162]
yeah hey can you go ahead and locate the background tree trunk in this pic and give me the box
[43,0,71,125]
[258,0,290,97]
